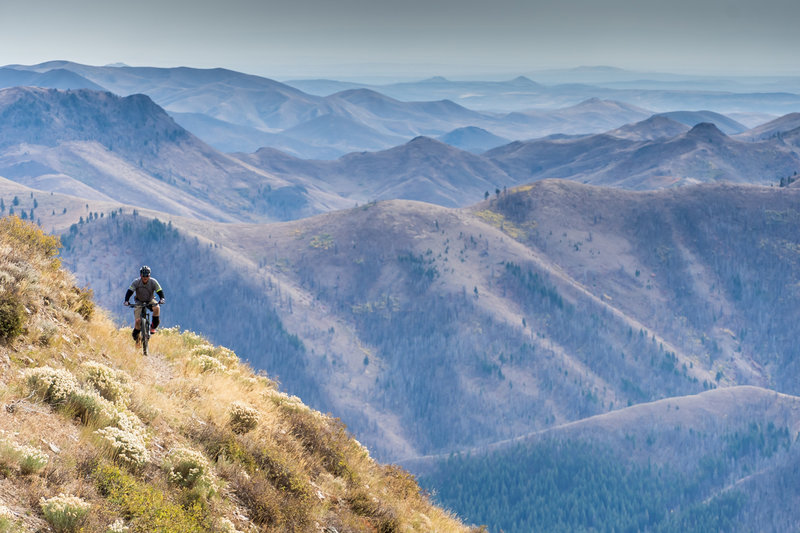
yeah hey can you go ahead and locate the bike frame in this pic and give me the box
[131,302,155,356]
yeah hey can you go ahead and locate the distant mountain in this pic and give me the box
[0,87,347,221]
[282,78,365,96]
[487,121,800,188]
[280,112,407,154]
[11,61,326,130]
[8,62,800,160]
[500,98,654,138]
[0,66,105,91]
[607,115,690,140]
[238,136,508,207]
[168,111,344,159]
[322,88,490,137]
[656,110,748,134]
[293,71,800,115]
[735,112,800,141]
[437,126,511,153]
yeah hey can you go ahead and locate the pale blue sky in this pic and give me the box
[2,0,798,79]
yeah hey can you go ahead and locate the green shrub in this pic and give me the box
[0,436,49,475]
[94,464,208,532]
[66,388,117,426]
[0,215,61,269]
[72,286,94,321]
[191,354,226,373]
[0,293,24,342]
[16,443,49,475]
[162,447,217,499]
[195,423,257,473]
[95,409,149,468]
[0,505,20,533]
[39,493,91,533]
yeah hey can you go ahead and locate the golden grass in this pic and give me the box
[474,209,527,240]
[0,216,476,533]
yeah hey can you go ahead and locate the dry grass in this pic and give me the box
[0,216,475,532]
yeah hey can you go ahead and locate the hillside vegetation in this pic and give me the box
[0,216,474,533]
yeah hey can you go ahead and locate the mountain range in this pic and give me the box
[6,61,798,158]
[3,85,800,221]
[2,63,800,530]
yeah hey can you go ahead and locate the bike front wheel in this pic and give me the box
[142,315,150,356]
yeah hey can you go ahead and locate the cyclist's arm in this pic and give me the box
[154,279,165,302]
[124,288,133,303]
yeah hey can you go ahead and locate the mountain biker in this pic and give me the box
[123,265,165,344]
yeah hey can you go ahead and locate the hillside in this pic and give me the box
[420,387,800,532]
[0,216,475,532]
[51,180,800,468]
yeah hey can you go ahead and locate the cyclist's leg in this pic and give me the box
[150,299,160,331]
[133,305,142,341]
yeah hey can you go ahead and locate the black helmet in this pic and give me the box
[139,265,151,277]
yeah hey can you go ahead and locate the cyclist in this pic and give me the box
[123,265,165,344]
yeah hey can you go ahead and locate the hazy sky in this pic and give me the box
[2,0,799,80]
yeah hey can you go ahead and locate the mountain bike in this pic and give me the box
[125,301,160,356]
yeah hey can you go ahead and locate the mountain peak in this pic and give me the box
[420,76,450,84]
[406,135,449,149]
[0,87,188,150]
[509,75,539,86]
[686,121,727,141]
[608,115,690,140]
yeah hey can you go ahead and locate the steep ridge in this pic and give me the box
[0,216,474,532]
